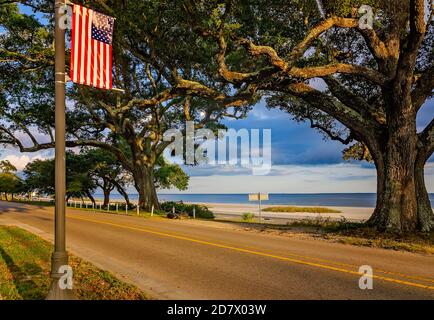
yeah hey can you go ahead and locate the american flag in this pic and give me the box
[70,4,114,90]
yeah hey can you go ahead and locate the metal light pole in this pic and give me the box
[46,0,75,300]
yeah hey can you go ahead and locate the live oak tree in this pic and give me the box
[0,2,56,152]
[0,2,53,73]
[106,0,255,209]
[69,0,254,210]
[1,1,253,211]
[69,49,245,210]
[22,150,133,204]
[5,1,431,232]
[0,159,17,173]
[178,0,434,232]
[23,158,55,195]
[23,152,98,202]
[0,160,22,200]
[154,156,189,192]
[82,148,132,207]
[0,172,22,200]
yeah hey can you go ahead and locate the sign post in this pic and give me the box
[248,193,269,222]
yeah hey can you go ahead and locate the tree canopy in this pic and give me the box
[0,159,22,198]
[0,0,432,232]
[161,0,433,232]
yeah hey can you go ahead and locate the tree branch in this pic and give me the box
[0,133,134,172]
[308,118,354,145]
[357,28,390,62]
[290,63,387,85]
[288,16,357,62]
[397,0,428,80]
[220,21,388,86]
[0,125,25,150]
[323,76,386,125]
[407,0,428,50]
[281,83,383,140]
[412,65,434,111]
[419,118,434,160]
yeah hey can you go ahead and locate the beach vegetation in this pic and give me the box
[242,213,255,222]
[161,201,215,219]
[263,206,342,214]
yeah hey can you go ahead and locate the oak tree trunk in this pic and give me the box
[103,188,111,207]
[84,190,96,206]
[113,182,131,208]
[368,96,433,232]
[134,165,160,211]
[415,147,434,231]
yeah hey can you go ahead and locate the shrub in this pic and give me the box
[160,201,214,219]
[242,212,255,222]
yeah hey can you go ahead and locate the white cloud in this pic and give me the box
[309,78,328,92]
[250,108,275,120]
[1,154,48,171]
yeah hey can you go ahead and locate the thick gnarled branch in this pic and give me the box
[412,65,434,111]
[215,16,388,86]
[114,77,255,114]
[323,76,386,124]
[419,118,434,160]
[290,64,387,85]
[282,83,384,141]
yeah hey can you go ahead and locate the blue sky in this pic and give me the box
[170,99,433,194]
[219,99,434,167]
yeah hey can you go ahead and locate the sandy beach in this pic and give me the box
[66,196,375,223]
[190,202,374,223]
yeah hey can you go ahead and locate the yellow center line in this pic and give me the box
[68,214,434,292]
[69,212,434,284]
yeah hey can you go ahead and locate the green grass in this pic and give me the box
[284,216,362,232]
[67,205,168,219]
[214,216,434,255]
[262,206,342,214]
[1,199,166,218]
[0,226,148,300]
[1,199,54,207]
[284,217,434,254]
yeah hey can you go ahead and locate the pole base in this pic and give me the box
[45,251,77,300]
[46,279,76,300]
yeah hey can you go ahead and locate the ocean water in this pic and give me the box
[102,193,434,208]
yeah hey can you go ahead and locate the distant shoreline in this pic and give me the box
[97,193,434,208]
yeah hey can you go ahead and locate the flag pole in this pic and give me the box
[46,0,75,300]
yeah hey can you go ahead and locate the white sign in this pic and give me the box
[248,193,269,201]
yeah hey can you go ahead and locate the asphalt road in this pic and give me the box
[0,201,433,300]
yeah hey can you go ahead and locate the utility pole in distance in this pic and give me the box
[46,0,75,300]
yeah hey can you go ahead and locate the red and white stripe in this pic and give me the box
[70,4,112,90]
